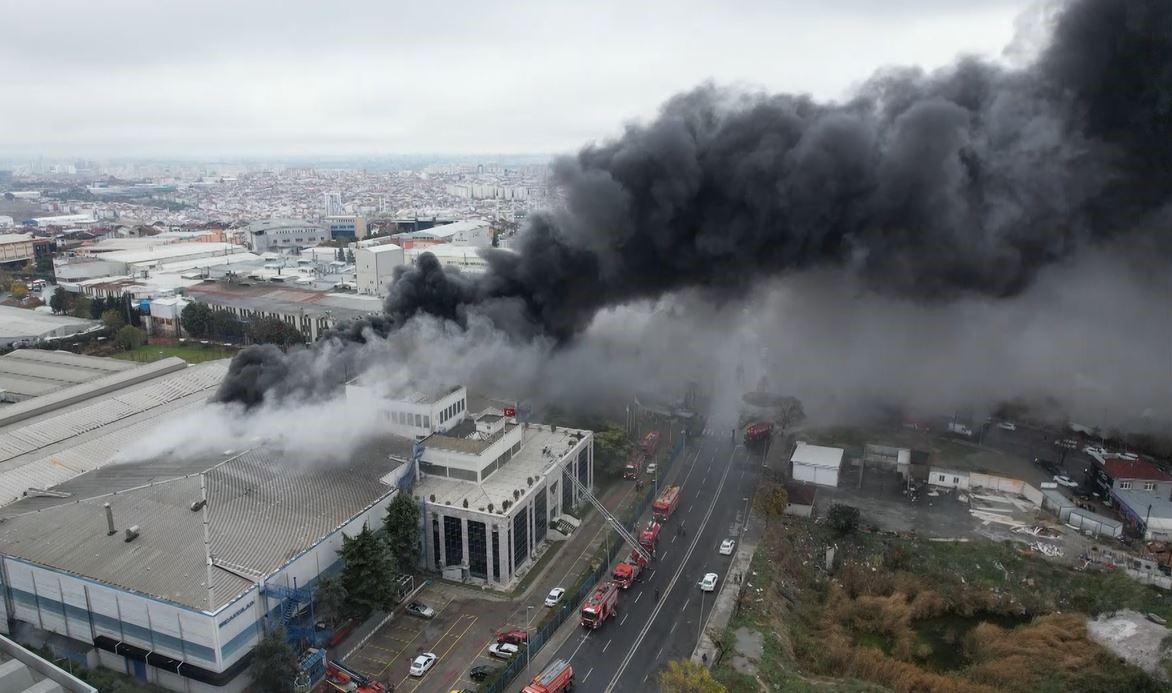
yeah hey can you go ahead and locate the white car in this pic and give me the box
[646,463,657,475]
[997,421,1017,431]
[1054,475,1079,489]
[544,587,565,607]
[699,572,719,592]
[409,652,437,677]
[488,642,519,660]
[1084,446,1108,457]
[719,539,736,555]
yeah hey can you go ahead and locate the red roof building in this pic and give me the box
[1100,455,1172,483]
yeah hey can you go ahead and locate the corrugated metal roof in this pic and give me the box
[0,436,409,611]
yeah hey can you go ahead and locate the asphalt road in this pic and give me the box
[545,434,759,692]
[973,422,1096,483]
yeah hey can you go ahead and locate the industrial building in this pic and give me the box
[185,283,381,341]
[355,244,404,297]
[348,381,594,587]
[0,350,155,404]
[392,219,492,249]
[0,634,97,693]
[0,233,36,266]
[243,219,328,254]
[54,242,250,282]
[325,215,367,241]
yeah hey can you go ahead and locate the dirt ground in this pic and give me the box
[1087,610,1172,680]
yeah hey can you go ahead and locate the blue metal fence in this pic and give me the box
[484,429,687,693]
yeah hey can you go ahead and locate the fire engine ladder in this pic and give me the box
[563,466,651,563]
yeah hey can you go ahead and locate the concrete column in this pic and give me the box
[527,502,535,558]
[460,516,470,574]
[437,512,447,569]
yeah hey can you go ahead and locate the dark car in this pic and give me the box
[470,664,497,681]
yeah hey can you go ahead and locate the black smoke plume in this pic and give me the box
[216,0,1172,407]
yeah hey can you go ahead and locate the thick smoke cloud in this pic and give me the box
[216,0,1172,412]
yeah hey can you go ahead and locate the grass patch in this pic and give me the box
[112,342,238,364]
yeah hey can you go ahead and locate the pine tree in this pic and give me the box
[338,524,396,617]
[250,627,297,693]
[383,492,421,575]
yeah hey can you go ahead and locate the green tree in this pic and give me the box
[656,659,726,692]
[115,325,145,351]
[383,492,421,575]
[314,576,347,629]
[775,396,806,431]
[250,627,297,693]
[180,301,212,337]
[210,309,244,341]
[69,295,91,319]
[100,309,125,330]
[338,524,396,617]
[8,280,27,299]
[89,296,107,320]
[34,254,54,277]
[827,503,861,536]
[593,425,631,477]
[49,286,68,314]
[247,316,303,346]
[345,248,355,263]
[336,247,345,262]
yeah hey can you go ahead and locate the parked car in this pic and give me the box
[544,587,566,607]
[405,601,436,618]
[646,463,658,475]
[409,652,437,677]
[699,572,719,592]
[719,539,736,555]
[996,421,1017,431]
[489,642,520,659]
[1054,475,1079,489]
[496,628,528,645]
[470,664,497,681]
[1084,446,1108,457]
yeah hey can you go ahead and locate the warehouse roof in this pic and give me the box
[0,307,97,344]
[0,436,411,612]
[791,443,844,469]
[186,283,376,321]
[0,349,140,401]
[0,360,226,508]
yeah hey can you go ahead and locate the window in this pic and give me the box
[512,507,529,569]
[1144,481,1156,492]
[534,487,548,544]
[423,415,430,429]
[938,474,946,482]
[444,515,464,567]
[468,520,487,578]
[414,413,422,427]
[1120,481,1132,490]
[491,527,500,581]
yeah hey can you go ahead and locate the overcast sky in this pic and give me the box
[0,0,1039,159]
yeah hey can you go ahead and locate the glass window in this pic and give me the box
[431,516,441,570]
[468,521,487,578]
[444,515,464,568]
[1120,481,1132,490]
[562,470,573,511]
[512,507,529,569]
[415,413,422,427]
[491,527,500,581]
[534,487,548,545]
[1144,482,1155,492]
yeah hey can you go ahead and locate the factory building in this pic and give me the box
[244,218,328,254]
[0,233,36,266]
[392,219,492,250]
[0,441,416,693]
[347,382,594,587]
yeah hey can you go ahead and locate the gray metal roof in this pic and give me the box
[0,436,411,612]
[0,350,140,400]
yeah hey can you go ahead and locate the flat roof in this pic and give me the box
[0,233,32,244]
[0,349,140,400]
[0,306,96,342]
[186,283,376,321]
[416,424,589,512]
[96,243,246,265]
[0,435,410,611]
[1113,488,1172,523]
[245,218,324,232]
[791,443,844,469]
[361,244,403,254]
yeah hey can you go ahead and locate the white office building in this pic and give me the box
[245,219,328,253]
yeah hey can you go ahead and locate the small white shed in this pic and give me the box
[791,442,844,487]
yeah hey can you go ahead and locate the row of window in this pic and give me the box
[439,398,465,425]
[1119,480,1157,491]
[390,410,430,429]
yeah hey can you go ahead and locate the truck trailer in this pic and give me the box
[652,485,681,522]
[522,658,575,693]
[580,581,619,629]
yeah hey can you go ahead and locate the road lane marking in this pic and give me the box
[688,503,694,512]
[603,639,611,653]
[660,551,668,561]
[620,613,628,625]
[634,592,641,603]
[569,631,591,661]
[584,667,594,682]
[649,570,655,579]
[604,442,740,692]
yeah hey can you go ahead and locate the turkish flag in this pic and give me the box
[504,407,516,417]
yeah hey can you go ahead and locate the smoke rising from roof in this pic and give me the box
[214,0,1172,432]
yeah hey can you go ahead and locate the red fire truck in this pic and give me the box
[522,658,575,693]
[611,549,649,589]
[638,520,662,555]
[580,581,618,629]
[744,421,773,446]
[652,485,681,522]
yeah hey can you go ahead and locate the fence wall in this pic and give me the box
[485,432,687,693]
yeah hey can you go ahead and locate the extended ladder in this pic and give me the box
[563,466,651,563]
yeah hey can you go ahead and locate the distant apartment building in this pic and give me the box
[356,244,404,297]
[244,218,328,253]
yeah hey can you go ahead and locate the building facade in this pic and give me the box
[245,219,328,254]
[355,244,404,297]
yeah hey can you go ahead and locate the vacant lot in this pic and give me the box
[712,518,1170,693]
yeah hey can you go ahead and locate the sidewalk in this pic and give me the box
[693,514,761,667]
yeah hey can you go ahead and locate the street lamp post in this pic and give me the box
[526,605,534,677]
[698,589,704,644]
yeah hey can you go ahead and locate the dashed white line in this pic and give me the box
[568,631,591,661]
[583,667,594,682]
[688,503,694,512]
[660,551,668,561]
[620,613,628,625]
[634,592,641,604]
[603,639,611,653]
[649,570,655,579]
